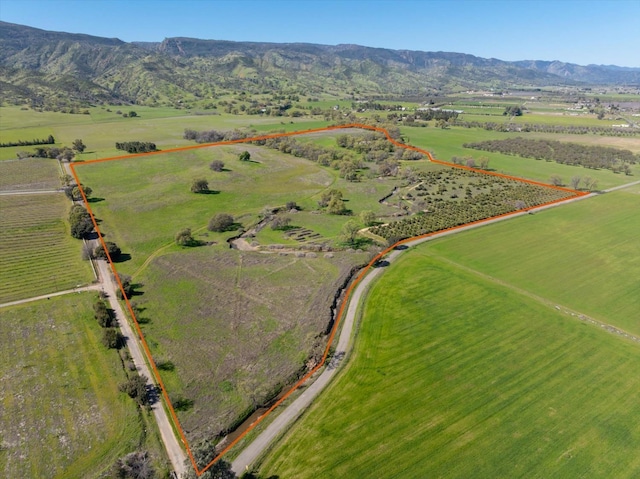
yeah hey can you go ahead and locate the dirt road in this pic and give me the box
[94,259,187,475]
[0,284,100,309]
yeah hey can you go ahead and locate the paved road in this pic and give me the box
[95,258,187,475]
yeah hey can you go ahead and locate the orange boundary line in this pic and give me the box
[72,124,586,476]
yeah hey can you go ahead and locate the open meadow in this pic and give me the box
[0,105,330,161]
[0,193,93,303]
[0,293,167,478]
[138,248,368,448]
[258,246,640,478]
[75,139,405,275]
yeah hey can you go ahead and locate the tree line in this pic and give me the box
[464,137,637,173]
[1,134,55,148]
[115,141,158,153]
[452,119,639,137]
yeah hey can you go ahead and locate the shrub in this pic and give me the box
[208,213,234,232]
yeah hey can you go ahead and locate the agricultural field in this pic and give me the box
[423,185,640,336]
[0,293,168,478]
[401,126,640,190]
[0,193,93,303]
[0,158,61,191]
[370,167,576,241]
[137,247,368,450]
[258,248,640,478]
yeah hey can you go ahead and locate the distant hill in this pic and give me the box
[1,21,638,109]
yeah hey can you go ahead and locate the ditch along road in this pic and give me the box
[230,184,639,475]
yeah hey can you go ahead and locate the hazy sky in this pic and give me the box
[1,0,638,67]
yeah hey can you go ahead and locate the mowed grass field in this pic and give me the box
[0,193,93,303]
[259,249,640,478]
[139,248,368,446]
[402,126,640,190]
[424,186,640,336]
[0,294,147,478]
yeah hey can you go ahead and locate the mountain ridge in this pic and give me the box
[1,21,638,109]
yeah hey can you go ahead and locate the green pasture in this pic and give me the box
[75,142,401,274]
[0,294,154,478]
[423,187,640,336]
[138,248,368,446]
[0,158,61,191]
[0,105,329,160]
[0,194,93,303]
[402,126,640,189]
[259,250,640,478]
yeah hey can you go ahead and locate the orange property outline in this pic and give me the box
[71,124,587,476]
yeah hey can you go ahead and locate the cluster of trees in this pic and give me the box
[93,241,122,261]
[184,128,249,143]
[68,205,94,239]
[93,298,123,349]
[388,109,459,123]
[352,101,405,111]
[503,105,523,116]
[115,141,157,153]
[451,156,490,169]
[64,183,92,202]
[550,174,599,190]
[372,170,573,242]
[453,119,639,137]
[18,145,75,161]
[464,137,637,173]
[1,134,55,148]
[318,189,347,215]
[119,374,150,406]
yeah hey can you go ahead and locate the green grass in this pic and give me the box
[423,187,640,336]
[76,142,402,274]
[0,194,94,303]
[402,126,640,190]
[0,158,61,191]
[0,105,330,160]
[0,294,149,478]
[137,248,368,448]
[259,249,640,478]
[76,145,338,274]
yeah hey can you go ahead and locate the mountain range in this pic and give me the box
[1,21,638,108]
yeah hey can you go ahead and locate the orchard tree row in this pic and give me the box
[464,137,637,173]
[372,171,574,242]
